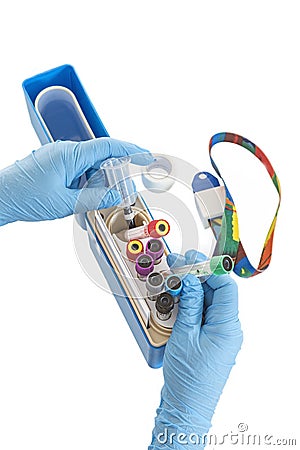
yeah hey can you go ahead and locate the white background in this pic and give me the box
[0,1,299,449]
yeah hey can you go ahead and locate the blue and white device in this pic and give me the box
[22,65,231,368]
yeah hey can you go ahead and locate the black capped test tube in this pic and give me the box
[155,292,174,321]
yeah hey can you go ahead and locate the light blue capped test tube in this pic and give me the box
[165,274,182,303]
[101,156,137,227]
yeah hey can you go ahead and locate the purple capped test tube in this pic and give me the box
[146,238,164,265]
[135,254,154,280]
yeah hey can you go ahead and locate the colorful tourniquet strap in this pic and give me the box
[209,132,281,278]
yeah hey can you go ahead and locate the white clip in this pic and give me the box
[194,185,226,229]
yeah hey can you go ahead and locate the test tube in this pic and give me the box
[124,219,170,241]
[135,254,154,280]
[165,274,182,303]
[101,156,137,228]
[155,292,174,321]
[126,239,144,262]
[146,238,164,264]
[170,255,234,277]
[146,272,165,301]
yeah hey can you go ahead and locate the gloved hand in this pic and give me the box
[149,250,243,449]
[0,138,153,226]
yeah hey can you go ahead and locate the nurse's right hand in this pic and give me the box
[149,250,243,449]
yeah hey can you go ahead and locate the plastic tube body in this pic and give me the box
[124,219,170,241]
[171,255,234,277]
[101,156,137,207]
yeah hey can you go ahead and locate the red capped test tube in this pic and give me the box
[124,219,170,241]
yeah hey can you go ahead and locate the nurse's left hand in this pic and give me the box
[0,138,153,226]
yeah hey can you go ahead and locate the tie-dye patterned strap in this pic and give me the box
[209,132,281,278]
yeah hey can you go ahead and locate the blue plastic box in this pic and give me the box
[23,64,109,144]
[22,64,166,368]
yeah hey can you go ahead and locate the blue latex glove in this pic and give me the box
[0,138,153,226]
[149,250,243,449]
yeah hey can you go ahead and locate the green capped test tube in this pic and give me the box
[171,255,234,277]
